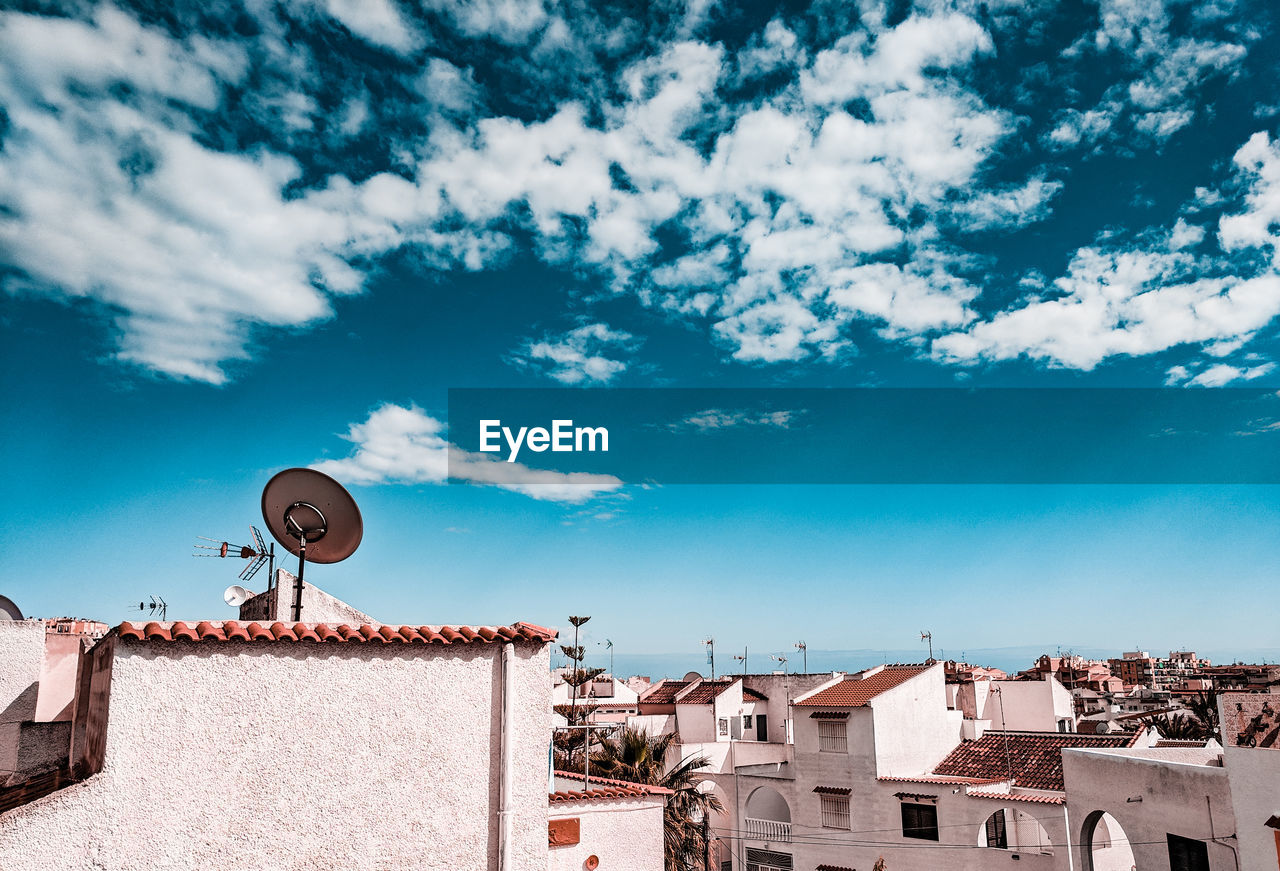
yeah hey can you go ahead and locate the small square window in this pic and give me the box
[819,794,850,830]
[901,802,939,841]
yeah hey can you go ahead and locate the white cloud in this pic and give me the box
[676,409,798,430]
[512,322,640,384]
[1047,0,1248,150]
[935,131,1280,373]
[318,0,422,53]
[312,403,623,503]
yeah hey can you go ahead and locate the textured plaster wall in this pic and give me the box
[1061,748,1236,871]
[548,798,664,871]
[0,636,551,871]
[1222,744,1280,871]
[0,622,46,725]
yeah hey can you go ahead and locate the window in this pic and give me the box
[756,713,768,739]
[1167,834,1210,871]
[817,720,847,752]
[901,802,939,841]
[744,715,754,730]
[984,809,1007,849]
[744,848,792,871]
[820,794,851,830]
[718,718,729,737]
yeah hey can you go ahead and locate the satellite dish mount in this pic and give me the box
[261,469,362,623]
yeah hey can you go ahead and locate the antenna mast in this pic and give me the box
[795,640,807,673]
[921,630,934,663]
[733,647,748,675]
[704,637,715,680]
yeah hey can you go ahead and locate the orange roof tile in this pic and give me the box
[932,731,1139,792]
[966,791,1066,805]
[639,679,691,704]
[116,620,555,645]
[550,770,672,803]
[794,665,932,707]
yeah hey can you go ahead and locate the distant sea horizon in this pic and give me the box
[570,646,1280,682]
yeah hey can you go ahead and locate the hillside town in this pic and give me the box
[0,578,1276,871]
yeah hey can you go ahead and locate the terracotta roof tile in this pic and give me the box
[795,665,933,707]
[813,786,852,795]
[116,620,555,646]
[640,680,691,705]
[966,791,1066,805]
[817,865,856,871]
[550,770,672,804]
[878,775,1006,786]
[743,687,769,701]
[932,731,1139,792]
[679,680,737,704]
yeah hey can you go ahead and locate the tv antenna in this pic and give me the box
[194,525,275,585]
[771,654,787,674]
[704,637,715,680]
[733,646,748,674]
[921,630,934,663]
[795,640,807,673]
[130,596,167,621]
[260,468,362,622]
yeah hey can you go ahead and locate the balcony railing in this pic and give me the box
[744,817,791,842]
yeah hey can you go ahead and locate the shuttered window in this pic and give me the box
[985,809,1007,849]
[901,802,939,841]
[1167,834,1209,871]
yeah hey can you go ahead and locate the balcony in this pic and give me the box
[744,817,791,842]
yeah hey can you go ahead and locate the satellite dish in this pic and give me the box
[261,468,362,622]
[683,671,704,682]
[0,595,23,621]
[224,585,253,608]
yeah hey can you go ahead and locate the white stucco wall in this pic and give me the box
[548,797,665,871]
[981,678,1073,732]
[0,622,46,726]
[869,665,963,777]
[1222,744,1280,871]
[0,634,552,871]
[1061,747,1236,871]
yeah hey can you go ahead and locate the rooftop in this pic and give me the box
[115,620,556,645]
[932,730,1139,791]
[794,665,932,707]
[550,770,671,804]
[639,679,691,705]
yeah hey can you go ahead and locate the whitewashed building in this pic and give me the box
[0,615,558,870]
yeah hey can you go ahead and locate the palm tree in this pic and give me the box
[1187,689,1221,742]
[1142,712,1207,740]
[591,726,724,871]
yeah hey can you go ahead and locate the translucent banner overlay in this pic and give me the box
[447,388,1280,485]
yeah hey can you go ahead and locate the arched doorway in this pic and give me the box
[744,785,791,843]
[1081,810,1135,871]
[978,807,1054,854]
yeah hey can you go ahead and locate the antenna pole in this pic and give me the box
[292,533,307,622]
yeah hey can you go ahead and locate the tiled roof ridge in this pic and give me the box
[795,663,933,707]
[114,620,556,645]
[552,770,673,800]
[966,790,1066,805]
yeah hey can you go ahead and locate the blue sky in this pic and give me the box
[2,0,1280,667]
